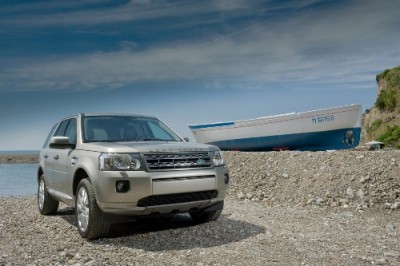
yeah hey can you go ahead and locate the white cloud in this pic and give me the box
[0,1,232,27]
[0,0,399,93]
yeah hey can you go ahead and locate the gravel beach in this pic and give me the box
[1,150,399,265]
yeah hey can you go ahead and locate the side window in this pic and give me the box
[64,118,77,144]
[51,118,77,147]
[54,120,70,136]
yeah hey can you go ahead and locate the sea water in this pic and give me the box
[0,164,37,196]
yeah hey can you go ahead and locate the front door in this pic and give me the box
[51,118,77,199]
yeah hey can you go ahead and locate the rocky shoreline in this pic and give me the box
[224,150,400,210]
[0,150,399,265]
[1,150,400,210]
[0,154,39,164]
[2,149,400,209]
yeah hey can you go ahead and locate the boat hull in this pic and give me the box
[189,105,362,151]
[206,127,361,151]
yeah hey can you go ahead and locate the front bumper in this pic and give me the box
[94,166,229,216]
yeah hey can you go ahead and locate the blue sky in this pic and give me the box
[1,0,400,150]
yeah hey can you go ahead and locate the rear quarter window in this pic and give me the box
[42,124,58,148]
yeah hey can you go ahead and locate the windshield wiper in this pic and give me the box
[87,138,175,142]
[86,140,123,143]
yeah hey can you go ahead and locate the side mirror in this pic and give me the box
[183,137,190,142]
[49,136,75,149]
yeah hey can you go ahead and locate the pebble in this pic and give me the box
[316,198,325,205]
[346,188,354,198]
[360,175,370,184]
[391,202,400,209]
[386,223,396,231]
[383,251,400,260]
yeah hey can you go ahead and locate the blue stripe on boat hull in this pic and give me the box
[189,121,235,129]
[206,128,361,151]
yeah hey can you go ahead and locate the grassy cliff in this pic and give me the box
[363,66,400,148]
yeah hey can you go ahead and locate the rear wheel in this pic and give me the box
[38,175,59,215]
[76,179,110,240]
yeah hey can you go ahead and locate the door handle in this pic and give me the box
[54,155,59,160]
[43,154,48,159]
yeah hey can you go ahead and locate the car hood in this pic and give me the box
[80,141,218,153]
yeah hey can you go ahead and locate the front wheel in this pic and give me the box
[38,175,59,215]
[76,179,110,240]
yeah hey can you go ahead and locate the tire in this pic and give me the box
[189,208,223,224]
[38,175,59,215]
[76,179,110,240]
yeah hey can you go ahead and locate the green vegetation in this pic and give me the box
[377,125,400,149]
[376,69,390,83]
[366,66,400,149]
[375,66,400,111]
[367,119,382,134]
[375,88,397,110]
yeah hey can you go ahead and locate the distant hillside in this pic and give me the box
[362,66,400,148]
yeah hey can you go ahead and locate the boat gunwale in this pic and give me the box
[189,105,361,132]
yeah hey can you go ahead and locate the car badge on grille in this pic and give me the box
[196,158,207,165]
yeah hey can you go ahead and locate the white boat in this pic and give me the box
[188,104,362,151]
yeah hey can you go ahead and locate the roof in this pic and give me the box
[81,113,156,119]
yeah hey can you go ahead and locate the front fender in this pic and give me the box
[72,151,100,197]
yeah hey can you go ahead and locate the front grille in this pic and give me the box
[137,190,218,207]
[143,152,211,170]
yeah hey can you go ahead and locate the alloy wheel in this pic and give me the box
[77,187,90,232]
[38,179,45,210]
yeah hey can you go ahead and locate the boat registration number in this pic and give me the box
[312,115,335,124]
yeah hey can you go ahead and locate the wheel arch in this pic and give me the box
[73,168,90,196]
[37,167,44,181]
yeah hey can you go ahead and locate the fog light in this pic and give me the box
[224,173,230,184]
[116,180,130,193]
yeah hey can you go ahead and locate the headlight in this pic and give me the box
[210,151,225,166]
[99,153,144,171]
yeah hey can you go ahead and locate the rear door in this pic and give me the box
[41,124,58,188]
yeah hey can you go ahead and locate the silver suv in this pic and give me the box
[37,113,229,239]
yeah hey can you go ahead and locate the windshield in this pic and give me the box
[83,116,182,143]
